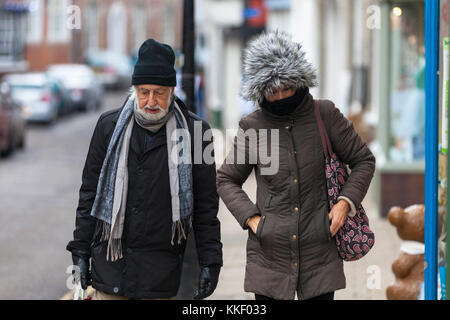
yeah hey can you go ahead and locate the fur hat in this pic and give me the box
[241,31,318,103]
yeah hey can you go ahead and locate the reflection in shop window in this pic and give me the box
[389,1,425,163]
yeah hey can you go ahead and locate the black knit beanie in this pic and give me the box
[132,39,177,87]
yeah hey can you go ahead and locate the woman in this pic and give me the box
[216,31,376,300]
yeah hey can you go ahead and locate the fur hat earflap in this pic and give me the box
[241,30,318,102]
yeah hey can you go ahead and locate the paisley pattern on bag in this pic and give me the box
[325,154,375,261]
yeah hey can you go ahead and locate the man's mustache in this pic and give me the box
[143,105,164,112]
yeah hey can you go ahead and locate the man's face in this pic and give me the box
[136,84,175,115]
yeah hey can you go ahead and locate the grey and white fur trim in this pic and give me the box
[241,30,318,103]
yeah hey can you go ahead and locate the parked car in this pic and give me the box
[85,49,132,90]
[47,74,74,116]
[47,64,103,112]
[0,82,26,157]
[3,73,61,124]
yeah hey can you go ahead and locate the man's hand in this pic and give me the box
[328,200,350,237]
[247,215,261,234]
[72,254,92,290]
[193,266,221,300]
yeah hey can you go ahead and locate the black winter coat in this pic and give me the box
[67,97,223,299]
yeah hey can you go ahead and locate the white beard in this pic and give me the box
[134,97,170,121]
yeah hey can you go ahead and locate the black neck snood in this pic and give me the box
[260,88,307,116]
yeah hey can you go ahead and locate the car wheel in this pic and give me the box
[0,135,13,158]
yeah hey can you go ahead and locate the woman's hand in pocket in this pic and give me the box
[247,215,262,234]
[328,200,350,237]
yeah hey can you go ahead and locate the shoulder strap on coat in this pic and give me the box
[314,99,335,159]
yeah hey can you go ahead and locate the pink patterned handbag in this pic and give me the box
[314,100,375,261]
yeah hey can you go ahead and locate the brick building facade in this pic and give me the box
[14,0,183,72]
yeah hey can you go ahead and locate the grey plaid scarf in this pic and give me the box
[90,96,193,261]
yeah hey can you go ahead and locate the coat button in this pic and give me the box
[294,207,299,213]
[113,287,119,294]
[293,179,298,184]
[292,235,297,240]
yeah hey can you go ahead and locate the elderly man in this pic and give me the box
[67,39,222,300]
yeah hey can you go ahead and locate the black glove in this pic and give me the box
[193,266,221,300]
[72,254,92,290]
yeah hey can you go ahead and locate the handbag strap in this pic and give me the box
[314,100,335,159]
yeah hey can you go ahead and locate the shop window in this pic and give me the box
[388,1,425,163]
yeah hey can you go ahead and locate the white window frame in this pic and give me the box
[26,0,44,44]
[47,0,71,44]
[133,2,147,51]
[86,0,99,49]
[107,2,127,54]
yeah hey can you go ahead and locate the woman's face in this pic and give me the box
[265,85,296,102]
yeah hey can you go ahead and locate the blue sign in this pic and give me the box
[244,8,262,19]
[1,2,29,13]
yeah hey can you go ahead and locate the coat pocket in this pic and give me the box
[255,214,275,263]
[323,205,332,241]
[92,220,104,247]
[255,215,266,241]
[264,194,273,208]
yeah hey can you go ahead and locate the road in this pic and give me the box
[0,90,127,299]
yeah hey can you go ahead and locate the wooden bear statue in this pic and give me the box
[386,204,425,300]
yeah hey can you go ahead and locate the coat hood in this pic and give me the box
[241,31,318,103]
